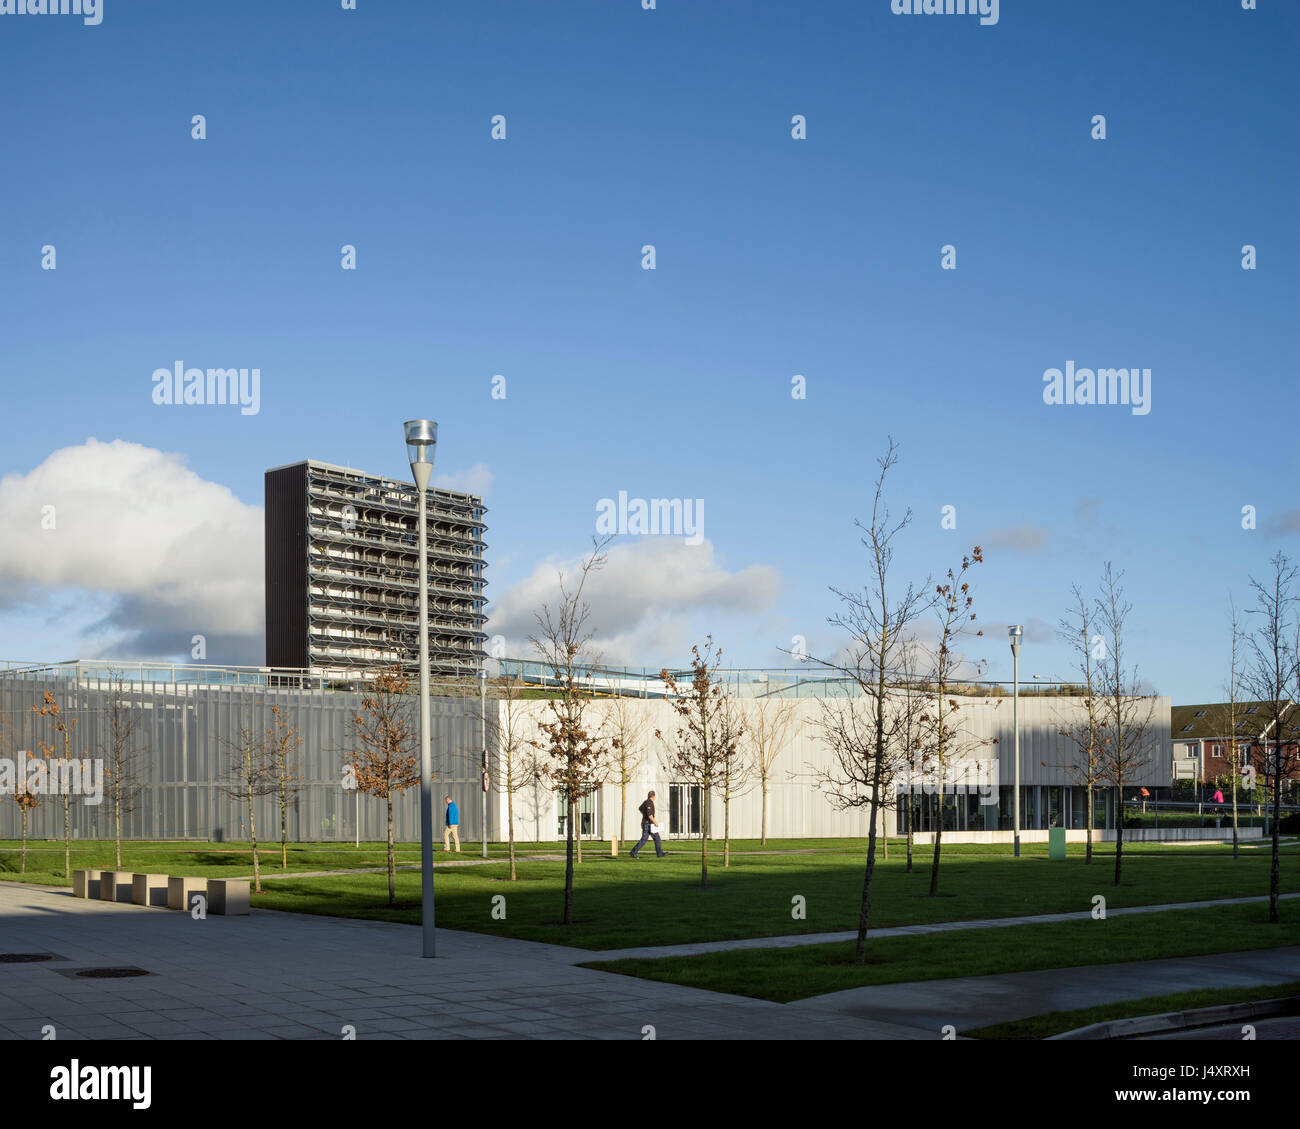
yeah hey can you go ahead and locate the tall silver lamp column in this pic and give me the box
[479,666,488,858]
[1008,625,1023,859]
[405,419,438,957]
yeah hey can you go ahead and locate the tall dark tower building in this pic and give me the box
[264,460,487,682]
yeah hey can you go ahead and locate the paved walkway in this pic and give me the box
[0,883,922,1041]
[577,892,1300,963]
[792,947,1300,1035]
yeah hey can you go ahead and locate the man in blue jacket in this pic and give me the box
[629,790,665,859]
[443,795,461,852]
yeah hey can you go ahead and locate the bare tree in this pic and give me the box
[265,705,304,870]
[715,689,750,868]
[218,712,278,894]
[487,674,537,881]
[529,539,612,925]
[657,636,738,888]
[917,548,985,896]
[1205,599,1247,860]
[748,693,798,846]
[34,691,79,879]
[603,692,649,845]
[348,666,420,906]
[806,439,933,964]
[1094,563,1158,888]
[1054,585,1105,864]
[100,674,146,871]
[1242,553,1300,923]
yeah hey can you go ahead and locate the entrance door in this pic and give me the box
[668,784,701,838]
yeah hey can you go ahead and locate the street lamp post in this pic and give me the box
[405,419,438,958]
[479,666,488,858]
[1009,625,1023,859]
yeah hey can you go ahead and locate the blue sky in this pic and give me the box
[1,0,1297,701]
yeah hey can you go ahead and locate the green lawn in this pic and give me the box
[964,980,1300,1040]
[4,836,1297,951]
[581,902,1300,1001]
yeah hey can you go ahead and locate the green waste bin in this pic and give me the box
[1048,827,1066,860]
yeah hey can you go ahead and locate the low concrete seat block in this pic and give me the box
[73,869,102,899]
[98,871,134,904]
[131,873,169,908]
[207,878,251,916]
[167,875,207,911]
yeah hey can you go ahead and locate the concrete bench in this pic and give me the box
[131,873,169,908]
[206,878,250,916]
[167,875,207,912]
[98,870,134,904]
[73,868,102,899]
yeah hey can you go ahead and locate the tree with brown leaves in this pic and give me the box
[918,547,986,896]
[2,711,39,874]
[657,637,737,888]
[348,666,421,906]
[529,539,612,925]
[34,690,79,879]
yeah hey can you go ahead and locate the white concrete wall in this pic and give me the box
[488,693,1173,843]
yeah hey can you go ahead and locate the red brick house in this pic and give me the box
[1170,701,1299,791]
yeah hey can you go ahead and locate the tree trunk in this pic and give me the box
[280,778,288,869]
[700,787,709,888]
[575,797,583,864]
[854,759,885,965]
[20,809,28,874]
[63,792,71,879]
[620,776,626,845]
[1230,765,1239,860]
[563,794,575,925]
[1085,782,1094,864]
[1113,784,1124,886]
[386,792,396,906]
[760,774,768,846]
[723,793,730,869]
[508,782,517,881]
[114,774,122,870]
[929,817,943,896]
[248,792,261,894]
[1268,746,1281,923]
[906,794,914,872]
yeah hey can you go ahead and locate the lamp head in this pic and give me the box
[403,419,437,490]
[1008,624,1023,655]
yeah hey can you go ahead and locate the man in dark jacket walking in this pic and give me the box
[629,790,665,858]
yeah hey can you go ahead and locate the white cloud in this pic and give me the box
[434,463,494,498]
[485,538,781,666]
[0,439,263,662]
